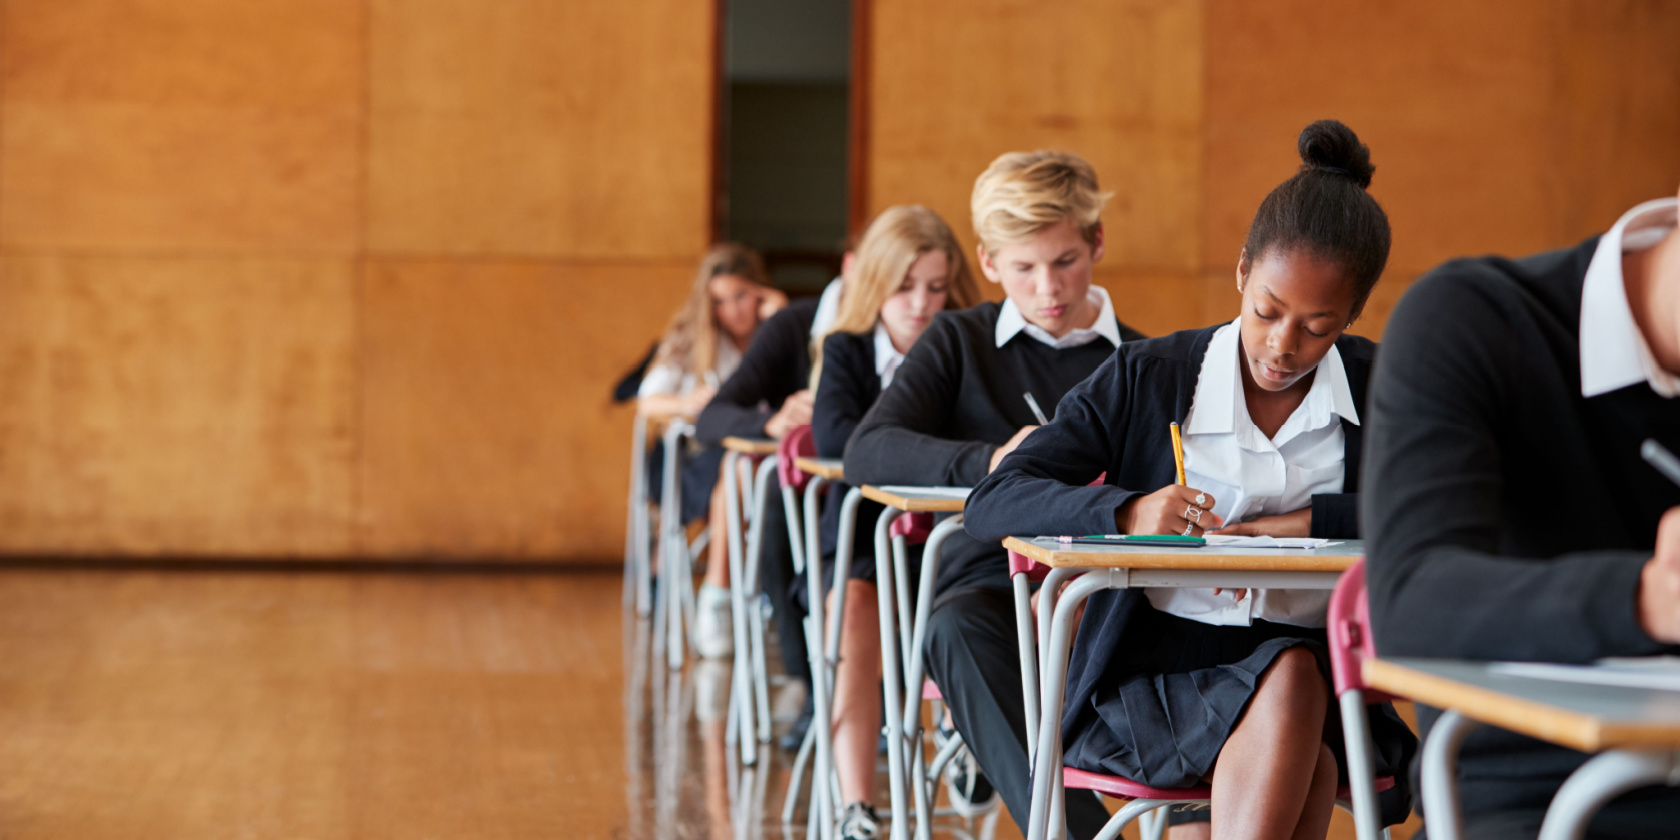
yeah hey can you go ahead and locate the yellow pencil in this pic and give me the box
[1170,421,1186,486]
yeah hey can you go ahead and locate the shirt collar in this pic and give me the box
[811,276,845,339]
[994,285,1122,349]
[1579,197,1680,398]
[1184,320,1359,442]
[872,321,906,389]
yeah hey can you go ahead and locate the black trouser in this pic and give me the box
[1421,781,1680,840]
[922,583,1113,839]
[757,473,811,686]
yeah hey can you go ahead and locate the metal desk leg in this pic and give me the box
[660,421,689,670]
[626,412,650,613]
[1027,570,1123,840]
[722,451,756,765]
[1537,749,1680,840]
[904,516,965,840]
[1419,709,1478,840]
[802,477,834,840]
[875,508,912,840]
[745,456,778,745]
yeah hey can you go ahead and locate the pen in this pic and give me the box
[1642,439,1680,487]
[1023,391,1050,425]
[1170,421,1186,486]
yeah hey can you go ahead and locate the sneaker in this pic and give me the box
[935,723,997,814]
[838,802,880,840]
[693,659,730,723]
[693,583,734,659]
[779,692,814,752]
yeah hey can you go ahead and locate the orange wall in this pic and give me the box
[864,0,1680,339]
[0,0,715,559]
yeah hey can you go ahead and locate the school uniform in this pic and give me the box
[638,336,745,523]
[1364,197,1680,839]
[843,287,1145,837]
[808,324,903,593]
[966,320,1416,826]
[692,292,830,688]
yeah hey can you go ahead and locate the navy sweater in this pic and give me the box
[695,296,819,446]
[844,302,1145,591]
[1365,237,1680,798]
[812,330,885,562]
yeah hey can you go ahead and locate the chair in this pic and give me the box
[1010,551,1398,840]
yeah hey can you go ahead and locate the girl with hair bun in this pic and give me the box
[965,120,1417,839]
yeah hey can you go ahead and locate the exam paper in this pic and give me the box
[1201,535,1339,549]
[1490,657,1680,692]
[877,486,971,499]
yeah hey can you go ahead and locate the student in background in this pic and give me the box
[966,121,1416,840]
[638,243,784,654]
[691,253,848,699]
[842,150,1145,836]
[1365,182,1680,838]
[805,205,981,839]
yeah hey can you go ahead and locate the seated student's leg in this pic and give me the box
[1209,646,1335,840]
[922,583,1112,839]
[832,578,882,813]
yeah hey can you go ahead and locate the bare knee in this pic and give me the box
[1256,647,1329,715]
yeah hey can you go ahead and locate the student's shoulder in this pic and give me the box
[763,295,823,336]
[1118,324,1222,370]
[1392,237,1599,343]
[923,301,1004,346]
[821,329,872,364]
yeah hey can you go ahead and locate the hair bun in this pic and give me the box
[1297,119,1374,189]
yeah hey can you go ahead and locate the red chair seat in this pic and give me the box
[1062,766,1394,801]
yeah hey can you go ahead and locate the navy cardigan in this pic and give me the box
[964,324,1375,739]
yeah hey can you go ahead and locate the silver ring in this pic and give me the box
[1194,492,1208,507]
[1183,522,1195,536]
[1185,505,1202,522]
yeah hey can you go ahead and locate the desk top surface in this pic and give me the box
[794,457,845,480]
[721,436,779,456]
[859,485,970,512]
[1364,657,1680,752]
[1004,536,1363,570]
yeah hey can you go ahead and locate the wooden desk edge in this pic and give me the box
[858,485,967,512]
[721,436,779,456]
[793,457,846,480]
[1002,536,1359,571]
[1361,658,1680,752]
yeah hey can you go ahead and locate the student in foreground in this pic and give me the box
[842,150,1145,837]
[1364,180,1680,837]
[965,121,1417,840]
[805,204,981,840]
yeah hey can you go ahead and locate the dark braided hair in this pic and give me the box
[1242,120,1391,315]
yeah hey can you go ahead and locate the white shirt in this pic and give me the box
[995,286,1122,350]
[872,322,907,389]
[637,337,744,399]
[812,277,845,340]
[1579,197,1680,399]
[1146,320,1358,628]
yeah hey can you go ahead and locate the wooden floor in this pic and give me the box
[0,566,1416,839]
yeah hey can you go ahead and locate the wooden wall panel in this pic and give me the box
[867,0,1204,276]
[0,256,357,556]
[357,260,688,559]
[0,0,364,254]
[365,0,714,259]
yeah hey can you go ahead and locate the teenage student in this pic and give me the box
[1364,180,1680,837]
[964,121,1418,840]
[692,256,848,748]
[806,205,981,840]
[842,150,1145,837]
[639,244,784,584]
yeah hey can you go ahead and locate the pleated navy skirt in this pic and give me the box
[1062,601,1418,826]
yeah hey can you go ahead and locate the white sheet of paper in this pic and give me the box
[1201,535,1338,549]
[877,485,971,499]
[1490,658,1680,693]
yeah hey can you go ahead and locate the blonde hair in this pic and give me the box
[970,150,1110,254]
[653,243,771,379]
[810,206,979,388]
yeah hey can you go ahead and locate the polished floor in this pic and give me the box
[0,566,1416,839]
